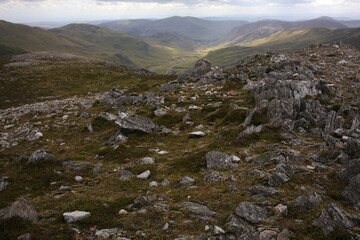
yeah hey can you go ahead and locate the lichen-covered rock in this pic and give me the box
[313,203,353,235]
[337,158,360,183]
[228,215,255,237]
[293,192,322,209]
[0,198,38,222]
[268,172,290,187]
[203,171,224,183]
[234,202,269,223]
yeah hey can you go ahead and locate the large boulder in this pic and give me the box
[234,202,269,224]
[313,203,353,235]
[27,150,55,164]
[228,215,255,237]
[115,114,160,134]
[178,59,212,81]
[337,158,360,183]
[0,198,38,222]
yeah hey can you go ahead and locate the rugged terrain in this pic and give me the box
[1,43,360,240]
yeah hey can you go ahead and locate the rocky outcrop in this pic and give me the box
[342,174,360,210]
[313,203,353,235]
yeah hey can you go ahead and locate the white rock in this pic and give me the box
[149,181,158,187]
[161,178,170,186]
[63,210,90,223]
[137,170,151,180]
[75,176,83,182]
[205,225,210,231]
[157,150,169,155]
[154,108,167,117]
[163,222,169,230]
[95,228,118,238]
[214,225,225,235]
[139,157,155,164]
[189,131,206,138]
[274,204,288,216]
[119,209,128,215]
[231,155,241,162]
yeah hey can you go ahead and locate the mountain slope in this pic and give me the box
[0,20,196,69]
[207,27,360,67]
[146,32,203,51]
[100,16,248,43]
[223,18,348,45]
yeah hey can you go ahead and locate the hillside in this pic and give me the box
[1,44,360,239]
[0,20,200,70]
[207,27,360,67]
[223,18,348,45]
[100,16,248,43]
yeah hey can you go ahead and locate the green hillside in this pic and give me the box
[206,27,360,68]
[146,32,203,51]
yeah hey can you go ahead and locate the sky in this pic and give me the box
[0,0,359,23]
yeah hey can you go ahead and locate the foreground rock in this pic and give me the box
[313,203,353,235]
[342,174,360,210]
[0,198,38,221]
[63,210,91,223]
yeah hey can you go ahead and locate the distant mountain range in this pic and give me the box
[99,16,248,43]
[1,16,360,73]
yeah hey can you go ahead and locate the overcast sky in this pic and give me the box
[0,0,359,23]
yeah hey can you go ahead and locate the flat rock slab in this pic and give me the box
[189,131,206,138]
[63,210,90,223]
[181,202,216,221]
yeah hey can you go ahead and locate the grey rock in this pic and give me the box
[273,204,288,216]
[206,151,232,169]
[293,192,322,209]
[337,158,360,183]
[0,198,38,221]
[254,152,285,165]
[0,176,9,191]
[342,174,360,210]
[62,161,91,171]
[180,176,195,184]
[95,228,120,239]
[268,172,290,187]
[118,170,135,181]
[133,196,148,208]
[181,202,216,221]
[137,157,155,165]
[161,178,170,186]
[228,215,255,236]
[115,114,160,134]
[203,171,224,183]
[161,83,183,92]
[234,202,269,223]
[63,210,90,223]
[189,131,206,138]
[27,150,55,164]
[313,203,353,235]
[26,130,43,141]
[251,185,279,197]
[107,130,128,145]
[17,233,31,240]
[154,108,167,117]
